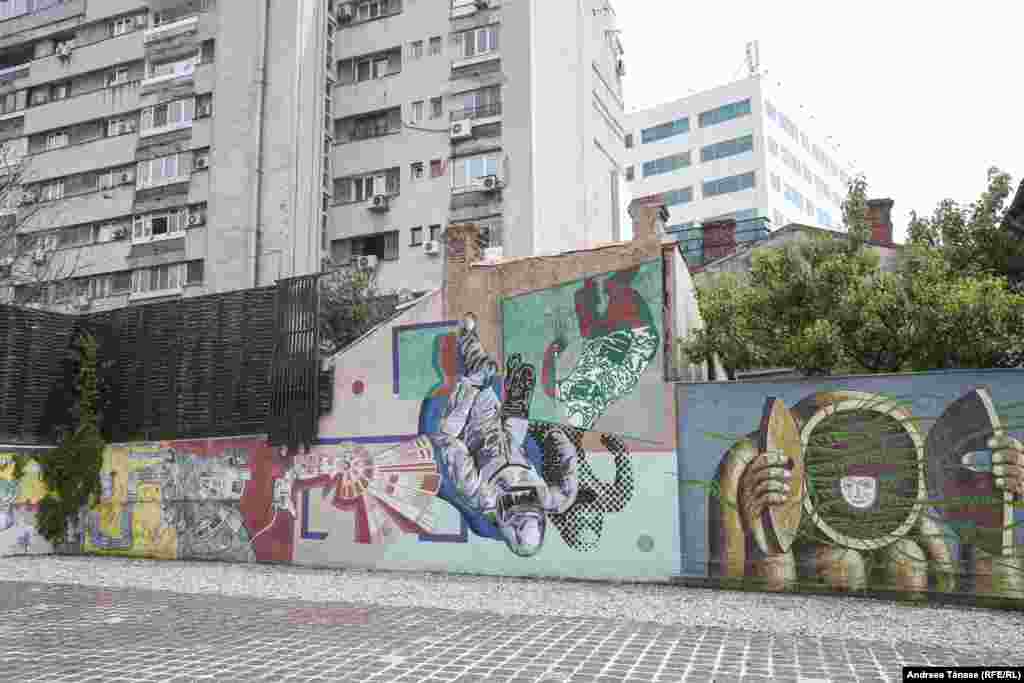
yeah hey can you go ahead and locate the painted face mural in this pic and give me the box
[277,314,638,557]
[502,260,664,441]
[706,387,1024,598]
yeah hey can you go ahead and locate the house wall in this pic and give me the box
[676,369,1024,600]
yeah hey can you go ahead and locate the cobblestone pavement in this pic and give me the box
[1,580,1022,683]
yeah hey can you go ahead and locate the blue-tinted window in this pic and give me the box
[641,117,689,144]
[816,207,833,227]
[698,98,751,128]
[702,171,755,198]
[663,186,694,206]
[642,151,691,177]
[700,134,754,163]
[784,184,804,212]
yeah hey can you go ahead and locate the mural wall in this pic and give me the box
[677,370,1024,600]
[305,275,679,580]
[0,447,54,556]
[82,437,290,562]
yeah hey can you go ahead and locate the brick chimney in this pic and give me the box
[866,198,894,245]
[627,200,669,242]
[702,219,737,262]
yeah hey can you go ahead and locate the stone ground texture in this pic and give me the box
[1,556,1023,682]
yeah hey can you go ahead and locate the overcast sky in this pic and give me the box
[614,1,1023,242]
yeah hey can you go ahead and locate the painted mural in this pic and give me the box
[83,438,291,562]
[281,314,649,565]
[0,450,53,556]
[677,371,1024,600]
[501,260,666,442]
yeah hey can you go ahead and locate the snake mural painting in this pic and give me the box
[501,260,666,442]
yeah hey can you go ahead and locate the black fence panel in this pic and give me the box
[0,278,320,444]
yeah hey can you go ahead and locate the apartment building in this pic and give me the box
[0,0,331,310]
[327,0,629,293]
[626,75,857,268]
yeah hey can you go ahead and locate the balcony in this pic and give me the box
[450,0,492,20]
[451,50,500,71]
[141,58,198,89]
[0,63,29,85]
[450,101,501,123]
[22,81,141,135]
[144,15,198,43]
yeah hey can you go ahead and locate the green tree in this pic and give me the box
[318,268,397,356]
[34,332,106,547]
[679,171,1024,377]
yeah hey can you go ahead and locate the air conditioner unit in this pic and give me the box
[195,156,208,170]
[355,255,378,270]
[196,102,211,118]
[188,213,204,227]
[19,191,37,206]
[369,194,390,211]
[449,121,472,141]
[75,294,90,310]
[32,248,48,265]
[481,175,503,191]
[423,240,440,256]
[120,172,132,184]
[56,42,73,59]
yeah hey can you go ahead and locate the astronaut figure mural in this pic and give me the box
[275,261,667,560]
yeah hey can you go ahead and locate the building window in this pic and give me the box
[335,169,400,203]
[770,173,781,192]
[784,184,804,212]
[45,130,68,150]
[453,85,501,120]
[59,224,94,248]
[132,209,187,243]
[429,224,440,241]
[356,0,392,21]
[700,135,754,163]
[140,98,195,133]
[355,55,392,82]
[109,67,130,85]
[411,161,424,180]
[456,25,499,59]
[767,136,779,157]
[40,180,64,202]
[51,81,70,100]
[131,263,185,295]
[663,187,693,206]
[186,260,204,285]
[410,226,423,246]
[409,40,423,60]
[411,100,423,122]
[698,98,752,128]
[450,153,499,189]
[111,16,133,36]
[430,159,444,178]
[429,36,442,56]
[640,117,688,144]
[345,107,401,141]
[703,171,756,198]
[625,133,634,149]
[108,116,137,137]
[642,151,691,178]
[137,153,188,188]
[430,96,443,119]
[816,207,833,227]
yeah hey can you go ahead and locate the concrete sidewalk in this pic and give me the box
[1,556,1023,682]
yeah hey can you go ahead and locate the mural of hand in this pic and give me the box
[991,434,1024,499]
[740,448,794,534]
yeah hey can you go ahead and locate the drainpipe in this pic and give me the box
[252,0,271,288]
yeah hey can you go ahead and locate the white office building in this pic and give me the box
[328,0,630,293]
[626,75,856,267]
